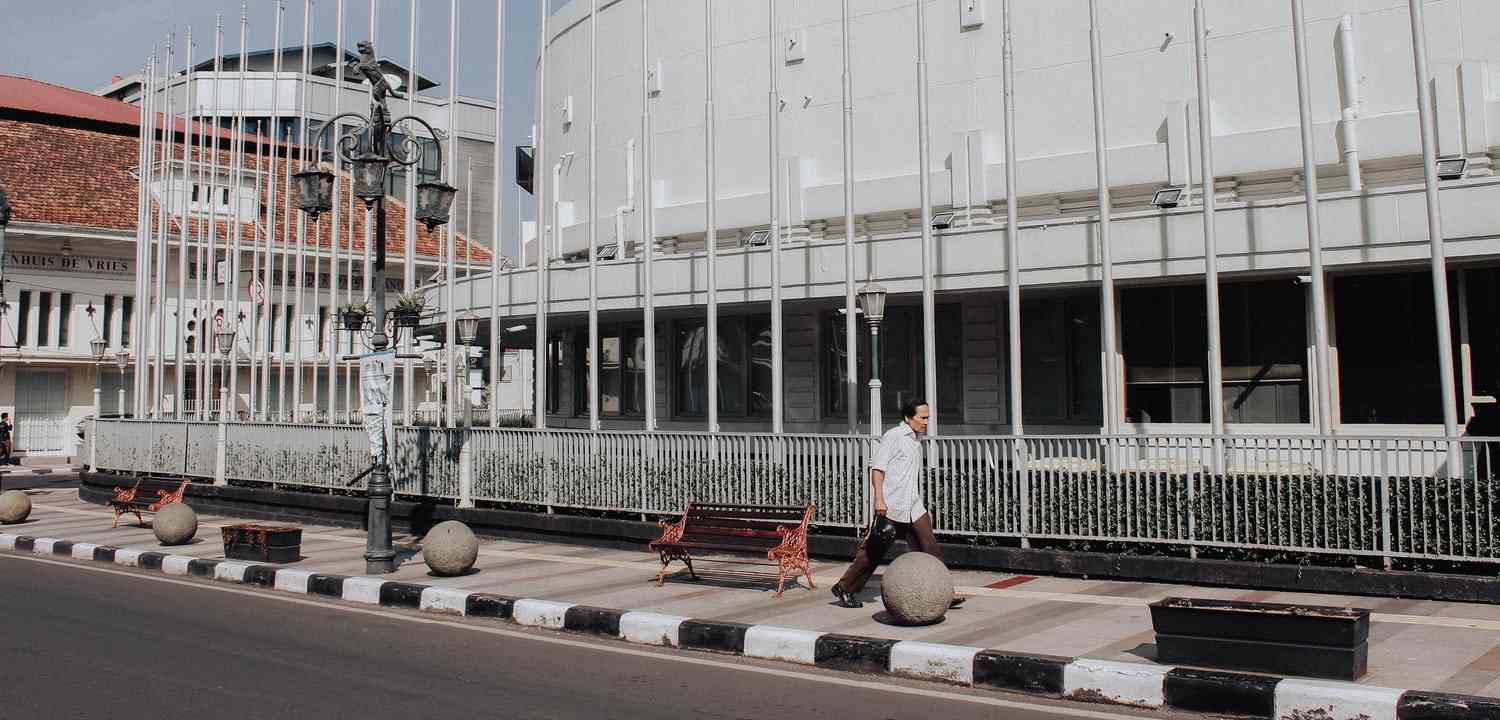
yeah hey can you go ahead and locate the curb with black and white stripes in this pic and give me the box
[5,532,1497,720]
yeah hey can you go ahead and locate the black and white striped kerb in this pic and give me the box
[3,531,1495,720]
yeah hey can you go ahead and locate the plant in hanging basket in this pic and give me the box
[392,292,425,328]
[339,302,370,331]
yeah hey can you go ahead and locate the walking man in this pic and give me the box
[831,399,963,609]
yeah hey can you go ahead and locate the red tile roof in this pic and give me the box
[0,75,489,264]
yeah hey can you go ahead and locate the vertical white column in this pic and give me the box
[588,0,602,431]
[262,3,286,420]
[293,0,313,422]
[534,0,549,429]
[705,0,718,433]
[277,126,294,419]
[640,0,657,430]
[175,27,194,421]
[491,0,505,428]
[1407,0,1461,444]
[135,50,155,419]
[1192,0,1225,438]
[446,0,460,428]
[769,0,784,434]
[1002,0,1021,435]
[402,0,417,425]
[329,0,346,423]
[205,16,224,420]
[1088,0,1116,435]
[231,8,248,420]
[155,35,174,418]
[1291,0,1334,437]
[915,0,935,434]
[841,0,857,434]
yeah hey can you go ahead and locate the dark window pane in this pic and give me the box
[58,293,71,348]
[121,296,134,347]
[37,292,51,347]
[1335,271,1457,424]
[16,291,31,346]
[103,296,115,345]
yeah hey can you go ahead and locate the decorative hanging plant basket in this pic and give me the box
[339,304,370,331]
[393,293,425,328]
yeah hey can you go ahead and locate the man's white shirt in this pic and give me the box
[871,421,926,523]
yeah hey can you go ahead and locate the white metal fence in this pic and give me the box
[90,420,1500,565]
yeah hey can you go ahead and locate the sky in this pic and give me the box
[1,0,547,256]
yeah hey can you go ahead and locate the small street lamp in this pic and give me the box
[856,283,888,436]
[215,325,236,420]
[114,350,130,419]
[294,41,456,574]
[89,335,106,470]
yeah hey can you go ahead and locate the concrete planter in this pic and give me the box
[1150,597,1369,680]
[222,524,303,563]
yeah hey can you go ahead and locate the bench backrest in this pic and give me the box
[679,503,813,547]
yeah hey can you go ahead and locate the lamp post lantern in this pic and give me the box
[215,324,236,419]
[115,350,130,420]
[293,41,456,574]
[856,283,887,436]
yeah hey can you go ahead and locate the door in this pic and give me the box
[15,369,67,453]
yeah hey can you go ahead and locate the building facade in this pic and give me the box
[1,75,490,457]
[431,0,1500,438]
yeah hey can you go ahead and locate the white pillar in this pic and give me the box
[1002,0,1022,435]
[1407,0,1462,452]
[769,0,784,434]
[588,0,602,432]
[534,0,549,430]
[1291,0,1335,437]
[705,0,719,433]
[915,0,936,435]
[640,0,657,430]
[490,0,505,429]
[841,0,858,434]
[1193,0,1226,442]
[1088,0,1117,435]
[446,0,461,429]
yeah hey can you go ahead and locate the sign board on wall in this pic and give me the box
[6,253,132,276]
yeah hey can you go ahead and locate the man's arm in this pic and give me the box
[870,468,887,516]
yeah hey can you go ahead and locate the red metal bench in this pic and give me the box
[108,478,189,528]
[649,502,816,598]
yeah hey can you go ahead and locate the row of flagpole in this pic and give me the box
[129,0,491,426]
[532,0,1459,441]
[121,0,1458,444]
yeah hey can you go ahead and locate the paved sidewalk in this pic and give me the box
[13,488,1500,697]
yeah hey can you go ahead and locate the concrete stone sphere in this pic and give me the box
[152,503,198,546]
[880,552,954,625]
[423,520,479,576]
[0,491,31,524]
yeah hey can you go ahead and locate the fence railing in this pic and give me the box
[90,420,1500,566]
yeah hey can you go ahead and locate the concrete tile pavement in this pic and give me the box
[10,487,1500,693]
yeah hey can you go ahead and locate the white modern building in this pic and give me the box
[427,0,1500,440]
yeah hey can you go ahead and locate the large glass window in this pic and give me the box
[572,324,648,417]
[676,315,773,418]
[1335,270,1458,424]
[1021,296,1102,424]
[824,304,963,421]
[1121,280,1307,423]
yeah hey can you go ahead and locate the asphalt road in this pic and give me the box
[0,467,81,491]
[0,553,1173,720]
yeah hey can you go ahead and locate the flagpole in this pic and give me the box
[1193,0,1226,456]
[402,0,417,426]
[587,0,602,432]
[703,0,717,433]
[328,0,346,423]
[840,0,857,433]
[1002,0,1021,436]
[769,0,783,434]
[154,32,173,418]
[135,49,155,419]
[292,0,313,422]
[490,0,505,428]
[446,0,460,428]
[261,2,285,420]
[915,0,935,434]
[174,27,194,421]
[639,0,655,431]
[229,5,248,419]
[534,0,549,430]
[1088,0,1117,435]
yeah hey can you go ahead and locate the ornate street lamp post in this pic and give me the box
[856,283,887,436]
[89,336,107,470]
[293,41,456,574]
[215,325,236,419]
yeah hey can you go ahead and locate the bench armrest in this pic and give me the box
[651,517,686,547]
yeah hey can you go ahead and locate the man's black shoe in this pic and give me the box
[831,586,864,609]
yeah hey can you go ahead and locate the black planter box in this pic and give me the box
[222,524,303,564]
[1150,597,1369,680]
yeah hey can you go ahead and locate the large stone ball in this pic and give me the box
[152,503,198,546]
[881,552,954,625]
[423,520,478,576]
[0,491,31,524]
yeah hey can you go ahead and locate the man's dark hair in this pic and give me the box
[902,399,928,419]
